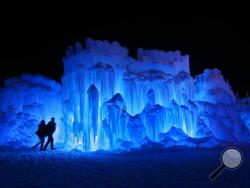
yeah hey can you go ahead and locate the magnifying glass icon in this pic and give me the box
[209,147,243,181]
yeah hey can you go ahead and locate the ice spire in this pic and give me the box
[87,84,99,142]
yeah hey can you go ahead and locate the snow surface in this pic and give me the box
[0,38,250,151]
[0,148,250,188]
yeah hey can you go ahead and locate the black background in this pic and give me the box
[0,2,249,97]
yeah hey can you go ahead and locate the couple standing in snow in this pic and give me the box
[33,117,56,151]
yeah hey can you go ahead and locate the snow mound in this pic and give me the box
[160,127,190,141]
[159,127,221,148]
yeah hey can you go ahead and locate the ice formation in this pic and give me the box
[0,38,249,151]
[0,74,63,146]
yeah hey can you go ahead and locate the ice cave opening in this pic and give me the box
[0,38,249,151]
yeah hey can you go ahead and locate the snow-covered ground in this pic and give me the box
[0,147,249,188]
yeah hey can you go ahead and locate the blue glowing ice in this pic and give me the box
[0,74,63,146]
[0,38,249,150]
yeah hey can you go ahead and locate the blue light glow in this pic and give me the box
[0,38,249,151]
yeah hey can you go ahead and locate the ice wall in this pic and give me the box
[0,38,249,150]
[61,38,205,151]
[61,39,249,151]
[237,97,250,132]
[194,70,249,142]
[63,38,194,115]
[194,68,235,104]
[0,74,63,146]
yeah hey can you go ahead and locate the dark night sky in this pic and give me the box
[0,3,249,97]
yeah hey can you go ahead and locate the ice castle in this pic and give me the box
[0,38,249,151]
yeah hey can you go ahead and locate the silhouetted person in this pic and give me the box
[33,120,47,150]
[43,117,56,150]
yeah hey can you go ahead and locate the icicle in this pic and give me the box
[87,84,99,142]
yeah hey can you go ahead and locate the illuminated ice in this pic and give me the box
[0,74,63,146]
[238,98,250,131]
[0,38,249,150]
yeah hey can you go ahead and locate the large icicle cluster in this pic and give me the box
[0,38,249,150]
[61,38,249,151]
